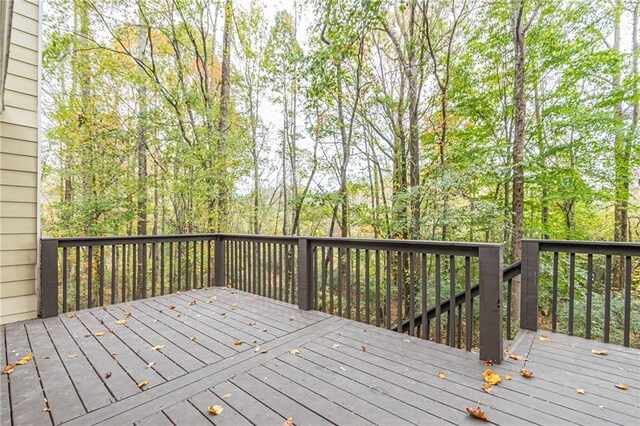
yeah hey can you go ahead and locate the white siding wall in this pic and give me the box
[0,0,39,324]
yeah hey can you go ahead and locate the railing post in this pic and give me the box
[214,235,225,286]
[479,245,503,363]
[40,239,59,318]
[520,240,539,331]
[297,238,314,310]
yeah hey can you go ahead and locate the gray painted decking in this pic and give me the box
[1,288,639,426]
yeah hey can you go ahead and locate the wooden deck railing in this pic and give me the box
[521,240,640,347]
[40,234,506,362]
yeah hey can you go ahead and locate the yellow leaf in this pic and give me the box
[615,383,628,390]
[482,383,493,393]
[68,354,78,358]
[124,312,132,317]
[138,380,149,388]
[260,349,268,354]
[520,368,533,378]
[283,417,294,426]
[482,369,501,385]
[576,388,586,395]
[208,405,224,415]
[539,335,548,341]
[290,348,300,355]
[67,313,76,319]
[466,404,488,421]
[190,336,197,341]
[505,375,512,381]
[151,345,165,351]
[437,372,446,379]
[116,320,127,325]
[234,340,244,345]
[231,304,237,310]
[95,332,106,337]
[3,364,14,374]
[16,353,33,365]
[591,349,607,355]
[509,354,525,361]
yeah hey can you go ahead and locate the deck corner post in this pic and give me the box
[40,239,59,318]
[520,240,540,331]
[479,244,503,364]
[297,238,314,310]
[214,235,225,286]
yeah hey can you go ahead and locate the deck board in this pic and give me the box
[1,287,639,426]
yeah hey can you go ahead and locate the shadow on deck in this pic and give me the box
[2,287,639,425]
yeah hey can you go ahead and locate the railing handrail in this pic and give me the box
[523,239,640,255]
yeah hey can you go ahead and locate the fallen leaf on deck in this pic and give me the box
[111,352,118,357]
[188,300,197,306]
[221,393,231,399]
[137,380,148,388]
[482,383,493,393]
[483,360,494,366]
[505,375,512,381]
[466,404,488,421]
[208,405,224,415]
[103,306,108,311]
[67,313,76,319]
[438,372,446,379]
[262,328,268,332]
[332,344,340,349]
[207,300,213,304]
[361,346,367,352]
[615,383,628,390]
[290,348,300,355]
[146,362,155,369]
[539,335,548,341]
[124,312,132,317]
[231,304,237,310]
[116,320,127,325]
[168,305,176,310]
[252,339,257,344]
[3,364,14,374]
[95,332,106,337]
[108,327,115,333]
[509,354,525,361]
[260,349,268,354]
[16,353,33,365]
[43,407,51,412]
[190,336,197,341]
[234,340,244,345]
[151,345,165,351]
[591,349,607,355]
[483,369,501,385]
[104,372,112,379]
[520,368,533,378]
[283,417,294,426]
[576,388,586,395]
[176,314,182,318]
[402,339,411,343]
[289,317,294,321]
[68,354,78,358]
[220,312,226,316]
[248,321,256,326]
[41,356,50,360]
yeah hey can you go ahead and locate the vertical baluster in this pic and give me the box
[585,254,592,339]
[169,242,174,294]
[268,243,273,299]
[186,241,190,290]
[160,243,165,295]
[111,245,117,304]
[313,245,318,309]
[457,304,463,348]
[507,278,512,340]
[568,252,575,335]
[87,246,93,308]
[121,244,127,302]
[397,251,403,332]
[355,249,361,322]
[207,240,211,287]
[422,253,428,340]
[375,250,381,327]
[192,239,197,289]
[624,256,632,347]
[385,251,392,330]
[465,256,472,350]
[257,242,262,296]
[177,242,182,291]
[604,255,612,343]
[62,247,68,312]
[552,252,559,332]
[448,256,456,346]
[132,243,137,299]
[142,243,147,299]
[321,246,327,312]
[409,252,416,336]
[200,240,204,288]
[329,247,334,314]
[291,245,297,304]
[151,243,157,297]
[99,245,105,307]
[365,250,370,324]
[338,247,343,317]
[345,248,351,319]
[435,254,441,343]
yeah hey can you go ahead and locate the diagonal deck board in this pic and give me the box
[1,287,639,426]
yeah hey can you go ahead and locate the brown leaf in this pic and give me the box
[466,404,489,421]
[137,380,148,388]
[283,417,294,426]
[234,340,244,346]
[190,336,197,342]
[16,353,33,365]
[509,354,525,361]
[41,356,50,360]
[3,364,14,375]
[176,313,182,318]
[437,372,446,379]
[505,375,512,381]
[615,383,628,390]
[361,346,367,352]
[576,388,586,395]
[483,369,501,385]
[248,321,256,326]
[168,305,176,310]
[207,300,213,304]
[116,319,127,325]
[124,312,132,317]
[260,349,268,354]
[102,305,108,311]
[482,383,493,393]
[151,345,165,351]
[520,368,533,378]
[591,348,607,355]
[104,371,112,379]
[539,335,548,341]
[208,405,224,415]
[262,328,268,332]
[67,313,76,319]
[43,407,51,412]
[95,331,106,337]
[483,360,494,366]
[188,300,197,306]
[290,348,300,355]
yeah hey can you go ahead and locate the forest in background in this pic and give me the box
[41,0,639,259]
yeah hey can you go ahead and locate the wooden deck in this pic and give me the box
[1,287,639,425]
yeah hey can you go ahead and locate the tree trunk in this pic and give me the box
[217,0,233,232]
